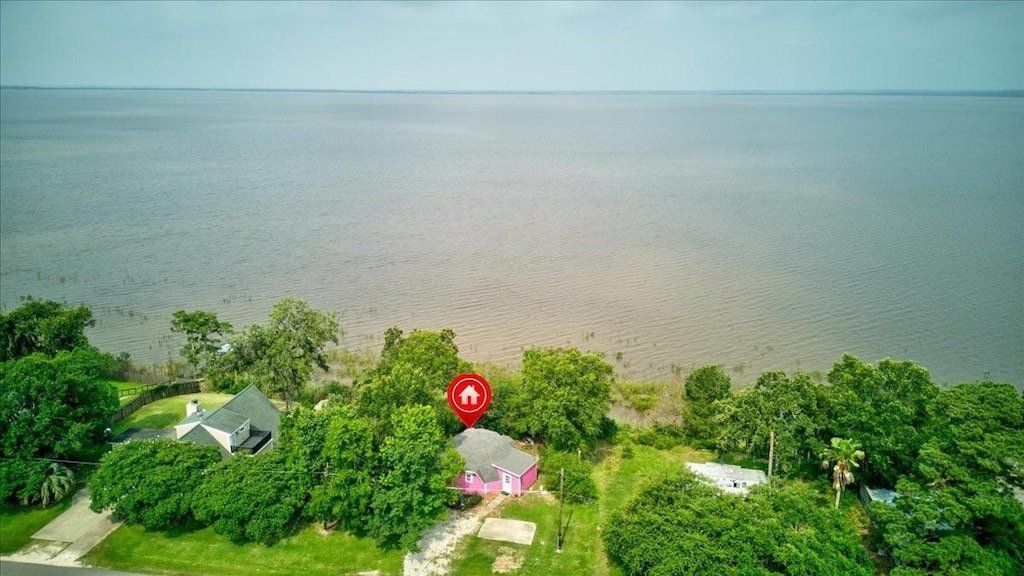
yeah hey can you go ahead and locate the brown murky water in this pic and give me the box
[2,90,1021,386]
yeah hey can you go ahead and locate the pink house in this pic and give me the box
[453,428,538,497]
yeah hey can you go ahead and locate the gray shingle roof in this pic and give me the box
[176,385,281,436]
[178,425,230,458]
[454,428,538,483]
[218,384,280,437]
[203,407,248,433]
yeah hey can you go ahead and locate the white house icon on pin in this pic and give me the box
[459,384,480,406]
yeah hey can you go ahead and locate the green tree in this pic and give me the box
[34,463,74,507]
[1,348,118,461]
[1,298,94,361]
[874,381,1024,574]
[193,451,305,544]
[2,461,76,507]
[821,437,865,509]
[475,367,528,438]
[681,365,731,442]
[278,406,332,496]
[170,309,233,375]
[357,327,471,438]
[604,466,873,576]
[212,298,338,410]
[716,370,831,475]
[89,439,220,529]
[368,405,464,550]
[520,347,614,452]
[827,354,936,486]
[305,406,375,531]
[540,449,597,502]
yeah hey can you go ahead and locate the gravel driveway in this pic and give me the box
[403,494,507,576]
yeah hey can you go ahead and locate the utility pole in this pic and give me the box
[768,428,776,480]
[557,468,564,553]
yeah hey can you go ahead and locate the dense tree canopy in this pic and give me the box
[681,365,731,442]
[0,347,118,461]
[357,327,471,437]
[828,354,937,486]
[89,439,221,530]
[0,298,94,362]
[715,370,831,475]
[278,405,376,532]
[874,381,1024,575]
[519,347,614,452]
[368,405,463,550]
[211,298,338,409]
[305,406,376,532]
[192,451,305,544]
[604,466,873,576]
[170,309,233,375]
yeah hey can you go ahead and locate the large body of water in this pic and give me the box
[1,89,1021,386]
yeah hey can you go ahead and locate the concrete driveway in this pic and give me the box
[2,490,121,567]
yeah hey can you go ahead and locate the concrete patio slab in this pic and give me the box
[477,518,536,546]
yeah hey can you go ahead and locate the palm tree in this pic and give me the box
[821,437,865,509]
[20,463,75,507]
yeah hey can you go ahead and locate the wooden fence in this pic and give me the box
[111,379,202,424]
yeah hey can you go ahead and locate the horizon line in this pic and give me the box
[2,85,1023,97]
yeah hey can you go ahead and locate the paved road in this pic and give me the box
[0,560,151,576]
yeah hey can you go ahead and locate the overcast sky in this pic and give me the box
[1,1,1021,91]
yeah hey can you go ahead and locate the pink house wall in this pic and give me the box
[454,463,539,497]
[520,462,538,491]
[454,471,503,495]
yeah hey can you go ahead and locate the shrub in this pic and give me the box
[635,423,686,450]
[621,442,635,460]
[540,449,597,502]
[449,492,483,510]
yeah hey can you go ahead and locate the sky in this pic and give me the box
[1,1,1022,91]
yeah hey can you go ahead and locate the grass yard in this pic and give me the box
[453,496,601,576]
[450,442,715,575]
[0,499,73,554]
[106,379,151,406]
[83,523,404,576]
[110,393,234,436]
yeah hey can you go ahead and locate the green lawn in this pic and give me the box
[0,499,73,554]
[106,379,151,406]
[83,523,404,576]
[451,443,716,575]
[111,393,234,436]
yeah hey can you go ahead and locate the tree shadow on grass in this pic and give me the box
[153,520,204,540]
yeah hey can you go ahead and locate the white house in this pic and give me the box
[686,462,768,496]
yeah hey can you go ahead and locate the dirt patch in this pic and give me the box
[491,546,524,574]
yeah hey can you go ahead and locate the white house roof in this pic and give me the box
[455,428,537,483]
[686,462,767,496]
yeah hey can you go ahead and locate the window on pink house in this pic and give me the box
[465,472,473,483]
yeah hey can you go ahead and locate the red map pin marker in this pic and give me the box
[447,373,492,429]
